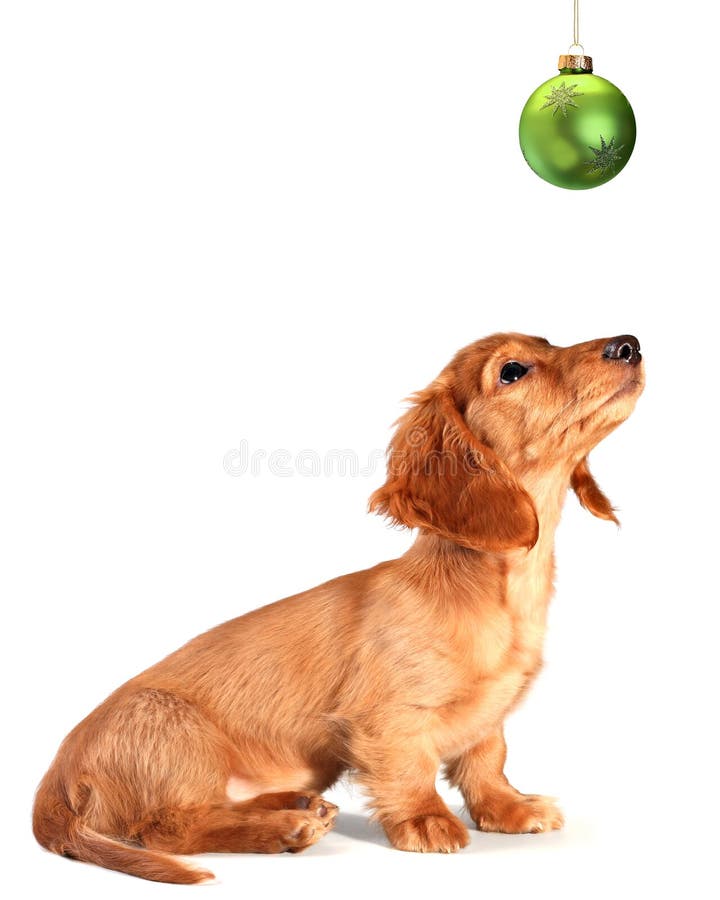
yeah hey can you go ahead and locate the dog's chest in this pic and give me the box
[432,551,554,758]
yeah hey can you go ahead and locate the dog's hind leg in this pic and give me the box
[136,792,338,855]
[35,686,339,880]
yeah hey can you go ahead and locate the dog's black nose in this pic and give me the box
[602,335,642,366]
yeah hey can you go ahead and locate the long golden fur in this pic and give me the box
[33,332,644,882]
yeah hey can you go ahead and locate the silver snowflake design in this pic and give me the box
[539,82,583,117]
[586,135,624,175]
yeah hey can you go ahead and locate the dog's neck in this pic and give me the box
[503,464,572,617]
[402,464,572,617]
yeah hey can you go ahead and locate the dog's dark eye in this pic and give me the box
[500,361,529,384]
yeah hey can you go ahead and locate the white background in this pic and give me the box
[1,1,718,898]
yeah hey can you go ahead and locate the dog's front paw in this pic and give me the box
[474,793,564,834]
[386,813,470,853]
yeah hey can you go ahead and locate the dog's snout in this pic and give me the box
[602,335,641,366]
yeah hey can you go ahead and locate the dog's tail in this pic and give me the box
[32,774,214,885]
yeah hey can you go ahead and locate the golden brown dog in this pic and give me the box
[33,332,644,883]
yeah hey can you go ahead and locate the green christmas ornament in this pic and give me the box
[518,1,636,189]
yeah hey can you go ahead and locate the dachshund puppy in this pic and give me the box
[33,333,644,883]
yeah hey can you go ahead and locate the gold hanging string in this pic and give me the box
[569,0,584,53]
[560,0,592,70]
[574,0,580,46]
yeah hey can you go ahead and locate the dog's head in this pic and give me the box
[370,333,644,552]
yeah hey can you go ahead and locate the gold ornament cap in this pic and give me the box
[558,53,593,72]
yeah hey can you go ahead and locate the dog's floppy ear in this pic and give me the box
[369,384,538,552]
[571,457,619,524]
